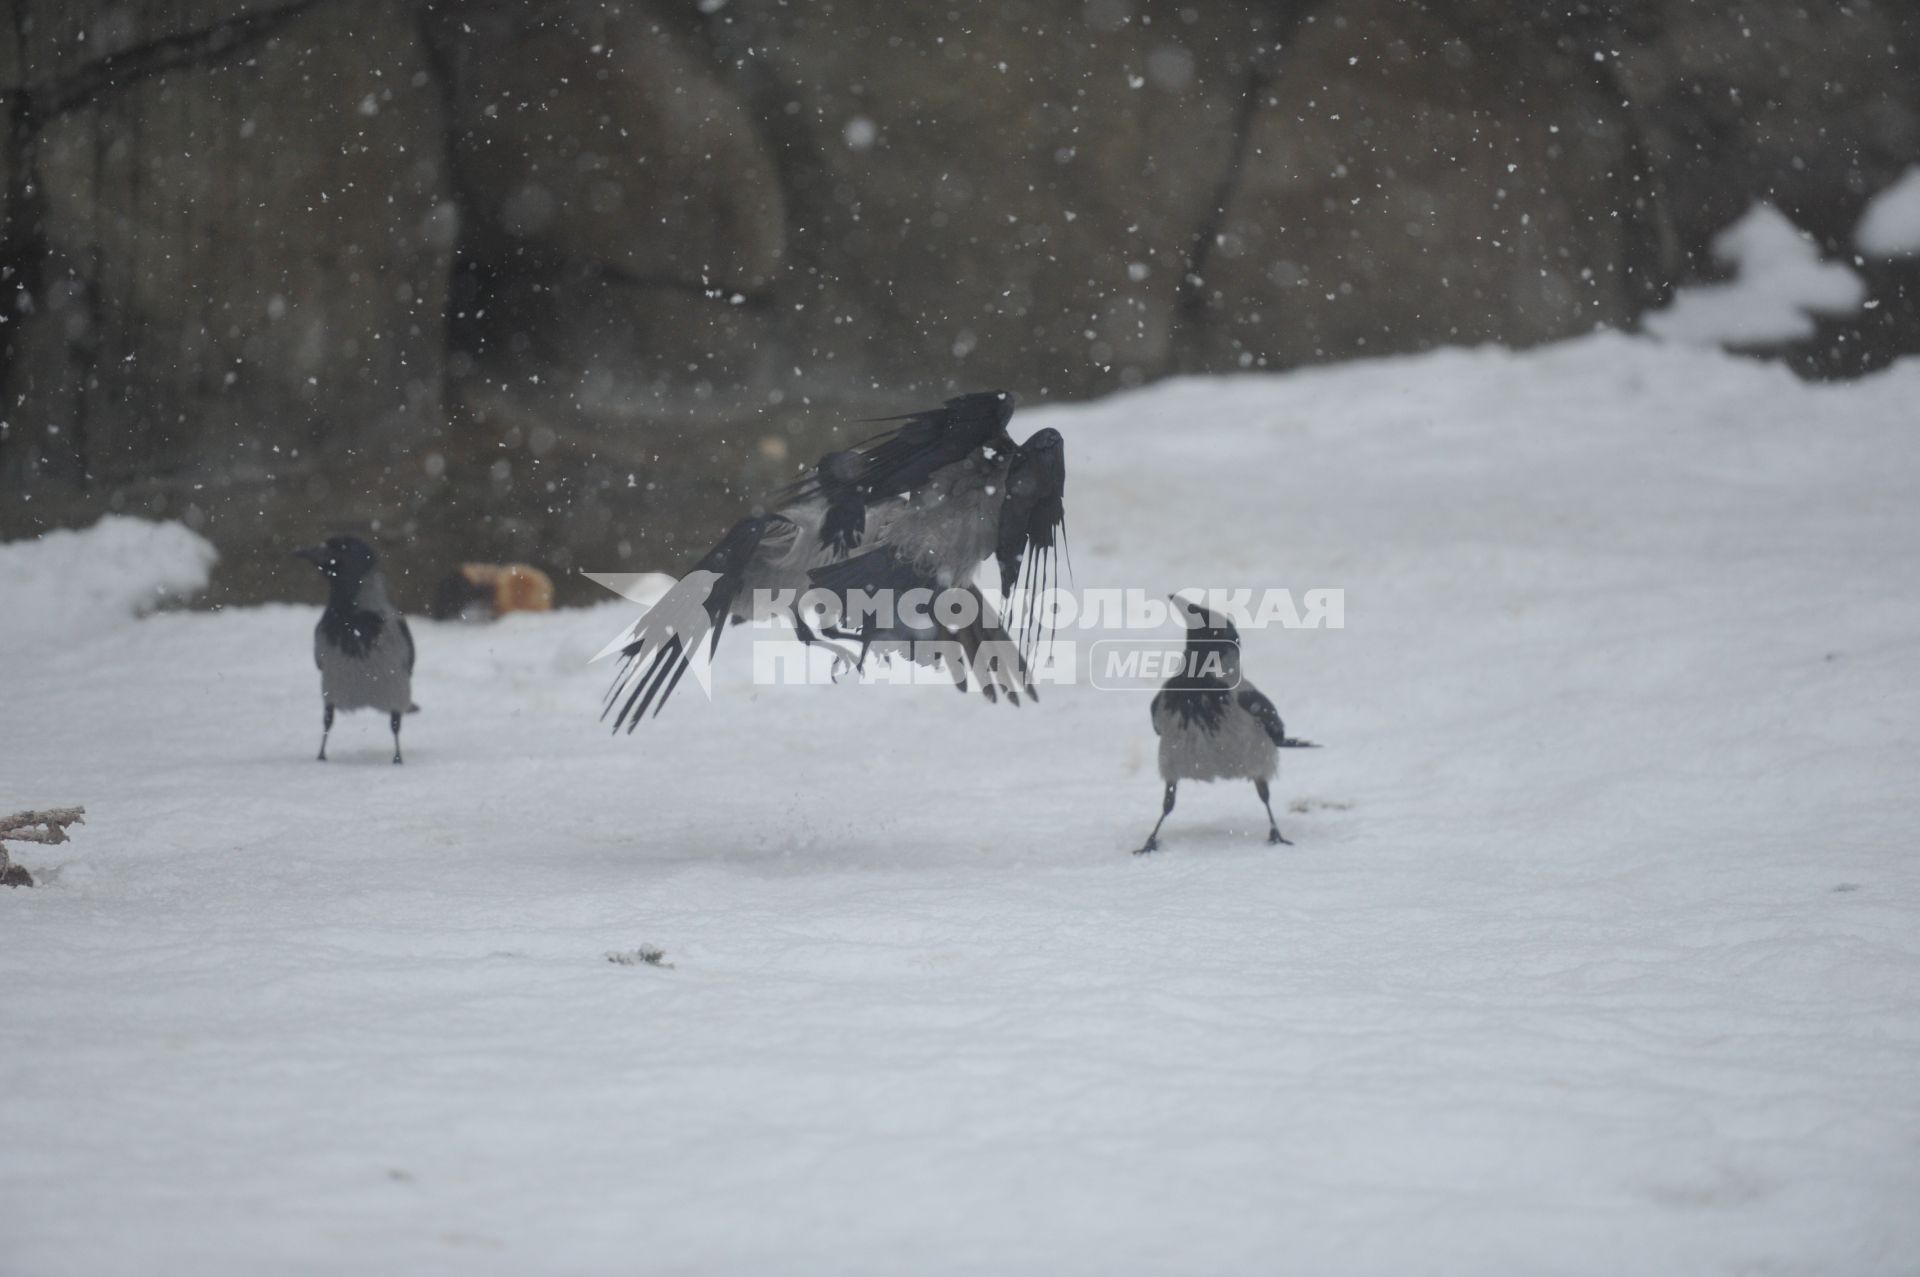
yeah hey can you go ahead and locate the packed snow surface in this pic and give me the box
[1646,203,1865,346]
[1857,165,1920,259]
[4,336,1918,1276]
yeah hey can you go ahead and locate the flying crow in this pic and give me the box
[294,535,415,764]
[1136,595,1317,854]
[603,391,1066,728]
[804,422,1065,701]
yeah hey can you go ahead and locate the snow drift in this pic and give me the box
[4,516,216,647]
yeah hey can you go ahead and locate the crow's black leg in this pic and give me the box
[390,710,404,765]
[793,611,862,674]
[821,625,880,672]
[1135,781,1177,855]
[318,702,334,761]
[1256,779,1290,845]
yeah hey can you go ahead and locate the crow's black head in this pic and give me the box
[1171,593,1240,646]
[1169,594,1242,689]
[293,534,379,585]
[1014,424,1061,464]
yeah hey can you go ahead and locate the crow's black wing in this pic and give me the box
[1237,687,1318,748]
[994,427,1066,661]
[1238,687,1285,744]
[602,515,781,731]
[807,545,935,648]
[994,429,1065,592]
[808,544,927,602]
[399,617,416,675]
[851,390,1016,498]
[814,450,867,556]
[780,391,1017,509]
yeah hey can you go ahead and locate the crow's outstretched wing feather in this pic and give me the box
[994,427,1067,663]
[847,391,1015,499]
[780,391,1017,509]
[601,515,779,730]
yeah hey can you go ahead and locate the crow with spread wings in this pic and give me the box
[602,391,1067,730]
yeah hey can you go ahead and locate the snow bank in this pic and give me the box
[1856,166,1920,258]
[2,517,216,646]
[1646,203,1864,346]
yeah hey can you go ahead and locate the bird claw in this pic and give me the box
[1134,840,1157,856]
[1268,830,1291,846]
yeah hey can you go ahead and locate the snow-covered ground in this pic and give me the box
[4,335,1918,1276]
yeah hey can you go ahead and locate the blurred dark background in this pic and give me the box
[3,0,1917,606]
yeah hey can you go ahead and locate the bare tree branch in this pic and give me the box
[11,0,329,118]
[1175,2,1329,367]
[0,806,86,844]
[0,806,84,886]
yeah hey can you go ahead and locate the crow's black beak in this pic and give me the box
[292,546,326,567]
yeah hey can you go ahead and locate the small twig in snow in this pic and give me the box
[605,946,674,969]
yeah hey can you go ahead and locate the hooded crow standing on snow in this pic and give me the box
[1136,595,1317,855]
[294,535,415,764]
[603,390,1067,728]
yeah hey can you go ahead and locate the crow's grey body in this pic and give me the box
[734,492,908,612]
[314,572,414,713]
[861,449,1009,587]
[1153,683,1280,784]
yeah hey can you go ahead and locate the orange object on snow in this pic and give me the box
[430,563,555,621]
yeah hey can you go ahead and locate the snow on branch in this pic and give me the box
[1645,204,1865,347]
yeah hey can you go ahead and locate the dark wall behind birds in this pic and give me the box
[4,0,1917,603]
